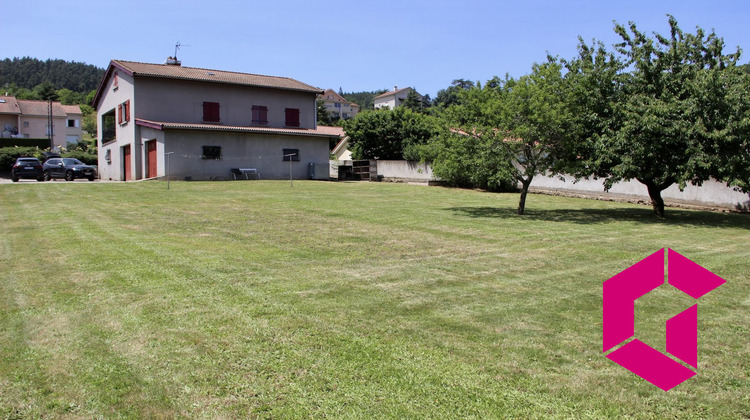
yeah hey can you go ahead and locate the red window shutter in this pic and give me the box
[124,100,131,122]
[252,105,268,124]
[118,104,123,124]
[285,108,300,127]
[203,102,220,122]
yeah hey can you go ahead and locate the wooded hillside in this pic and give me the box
[0,57,104,93]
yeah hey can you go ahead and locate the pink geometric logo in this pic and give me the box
[602,248,725,391]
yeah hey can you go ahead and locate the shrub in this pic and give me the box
[0,138,51,149]
[0,147,41,171]
[61,150,98,166]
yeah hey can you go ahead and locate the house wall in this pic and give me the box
[135,78,317,129]
[18,115,66,148]
[65,112,83,144]
[140,130,330,181]
[0,115,18,136]
[374,89,411,109]
[96,70,138,180]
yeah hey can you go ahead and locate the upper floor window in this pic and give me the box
[252,105,268,125]
[203,102,220,123]
[117,100,131,125]
[101,109,116,144]
[113,71,119,90]
[285,108,300,127]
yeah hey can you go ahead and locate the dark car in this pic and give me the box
[43,158,97,181]
[11,157,45,182]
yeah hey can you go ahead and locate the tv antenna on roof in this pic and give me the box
[174,41,190,60]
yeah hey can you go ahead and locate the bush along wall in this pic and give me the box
[0,138,51,149]
[0,147,40,171]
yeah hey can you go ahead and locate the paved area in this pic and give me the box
[0,172,102,184]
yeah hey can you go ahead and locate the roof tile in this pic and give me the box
[113,60,323,94]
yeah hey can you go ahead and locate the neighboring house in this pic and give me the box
[331,134,352,161]
[373,86,421,109]
[0,95,75,149]
[317,89,360,120]
[61,105,83,144]
[91,59,344,181]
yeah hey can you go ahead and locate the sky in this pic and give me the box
[3,0,750,98]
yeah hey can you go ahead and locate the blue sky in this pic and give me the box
[3,1,749,97]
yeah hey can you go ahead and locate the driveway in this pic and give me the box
[0,172,102,184]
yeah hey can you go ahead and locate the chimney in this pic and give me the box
[165,56,182,66]
[394,86,398,91]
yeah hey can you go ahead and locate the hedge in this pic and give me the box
[0,147,40,171]
[0,138,51,149]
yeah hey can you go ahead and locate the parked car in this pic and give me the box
[11,157,45,182]
[43,158,97,181]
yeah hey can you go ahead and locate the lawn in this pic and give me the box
[1,181,748,418]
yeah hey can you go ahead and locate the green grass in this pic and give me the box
[1,181,748,418]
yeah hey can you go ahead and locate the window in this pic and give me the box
[202,145,222,160]
[252,105,268,125]
[113,71,118,90]
[102,108,116,144]
[118,100,131,125]
[203,102,220,123]
[67,119,76,128]
[23,121,29,128]
[285,108,300,127]
[282,148,300,161]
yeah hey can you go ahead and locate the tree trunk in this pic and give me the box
[645,181,666,218]
[517,179,532,215]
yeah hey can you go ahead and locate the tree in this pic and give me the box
[434,60,574,214]
[35,81,59,101]
[343,107,441,160]
[402,89,423,112]
[433,79,475,109]
[317,99,335,126]
[568,16,750,217]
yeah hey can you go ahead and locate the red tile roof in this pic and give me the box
[61,105,82,115]
[374,87,414,100]
[112,60,323,94]
[0,96,20,114]
[17,99,67,117]
[135,118,345,138]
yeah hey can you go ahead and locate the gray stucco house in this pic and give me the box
[92,59,341,181]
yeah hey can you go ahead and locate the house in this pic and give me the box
[373,86,421,110]
[317,89,360,121]
[62,105,83,144]
[0,96,80,149]
[91,59,344,181]
[331,134,352,161]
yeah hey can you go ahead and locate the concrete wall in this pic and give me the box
[376,160,434,180]
[529,173,750,210]
[344,160,750,210]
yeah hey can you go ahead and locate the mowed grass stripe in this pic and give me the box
[1,181,748,418]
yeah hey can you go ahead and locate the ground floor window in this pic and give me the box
[283,148,299,161]
[202,145,222,160]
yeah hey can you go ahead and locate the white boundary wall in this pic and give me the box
[329,160,749,210]
[529,174,750,210]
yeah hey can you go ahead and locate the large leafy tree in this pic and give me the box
[569,16,750,217]
[434,59,574,214]
[342,107,441,160]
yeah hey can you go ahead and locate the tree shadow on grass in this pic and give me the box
[445,205,750,230]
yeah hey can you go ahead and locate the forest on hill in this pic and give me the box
[1,57,104,92]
